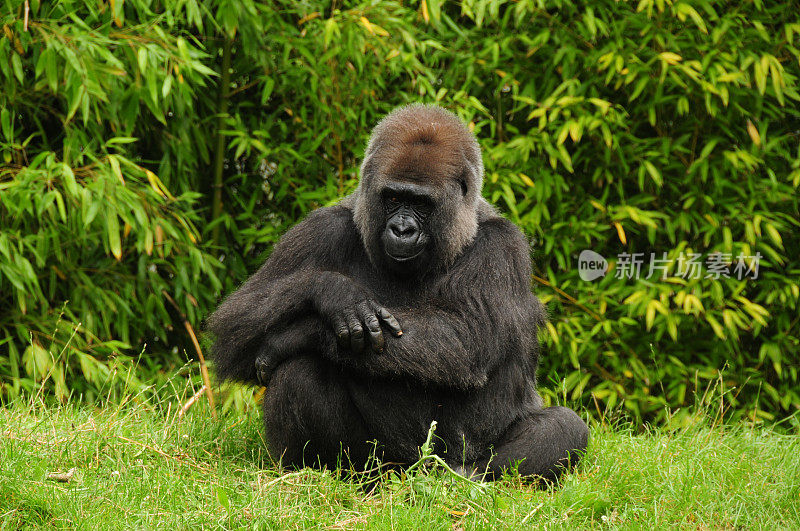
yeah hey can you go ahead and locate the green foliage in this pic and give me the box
[0,0,222,400]
[1,0,799,423]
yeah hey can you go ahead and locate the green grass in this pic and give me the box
[1,397,798,530]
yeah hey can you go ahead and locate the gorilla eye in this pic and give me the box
[385,195,402,212]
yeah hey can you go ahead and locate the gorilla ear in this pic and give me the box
[457,168,469,197]
[460,148,482,197]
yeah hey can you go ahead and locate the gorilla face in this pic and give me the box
[372,170,472,277]
[380,182,433,264]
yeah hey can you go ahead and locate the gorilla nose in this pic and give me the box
[389,218,418,240]
[383,215,427,261]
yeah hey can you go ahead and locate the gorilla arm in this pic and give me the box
[207,207,354,383]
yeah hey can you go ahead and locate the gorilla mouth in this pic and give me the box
[382,231,427,263]
[387,248,424,262]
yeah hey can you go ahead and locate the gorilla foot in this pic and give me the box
[476,406,589,484]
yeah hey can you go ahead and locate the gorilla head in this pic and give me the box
[353,104,485,276]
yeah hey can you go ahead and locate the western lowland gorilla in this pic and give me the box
[208,104,588,482]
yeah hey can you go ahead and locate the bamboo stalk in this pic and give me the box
[211,36,233,245]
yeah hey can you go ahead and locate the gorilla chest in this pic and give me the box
[339,263,437,306]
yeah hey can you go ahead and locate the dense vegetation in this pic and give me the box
[1,0,799,425]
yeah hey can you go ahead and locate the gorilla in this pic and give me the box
[208,104,588,482]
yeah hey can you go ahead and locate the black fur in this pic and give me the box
[208,104,588,481]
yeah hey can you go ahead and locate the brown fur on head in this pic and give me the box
[353,104,486,273]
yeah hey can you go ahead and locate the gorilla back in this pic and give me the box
[208,104,588,482]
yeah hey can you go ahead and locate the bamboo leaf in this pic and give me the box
[746,120,761,146]
[61,163,78,196]
[107,207,122,260]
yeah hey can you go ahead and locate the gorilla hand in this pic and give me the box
[313,272,402,354]
[254,317,324,387]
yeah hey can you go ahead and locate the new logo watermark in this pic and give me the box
[578,250,608,281]
[577,250,762,281]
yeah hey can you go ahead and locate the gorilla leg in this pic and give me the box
[262,355,374,471]
[475,406,588,483]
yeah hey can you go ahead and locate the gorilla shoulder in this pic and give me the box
[453,211,534,294]
[273,203,360,261]
[287,202,356,239]
[473,212,532,263]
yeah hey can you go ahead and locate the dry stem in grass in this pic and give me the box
[162,290,216,418]
[114,434,210,472]
[46,467,77,483]
[179,385,208,418]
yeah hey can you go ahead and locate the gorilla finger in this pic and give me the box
[347,314,365,354]
[333,315,350,348]
[365,314,384,353]
[355,300,373,322]
[358,301,384,353]
[374,304,403,336]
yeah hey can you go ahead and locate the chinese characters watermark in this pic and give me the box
[578,250,762,281]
